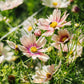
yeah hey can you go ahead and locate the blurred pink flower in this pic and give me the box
[37,9,71,36]
[18,34,49,62]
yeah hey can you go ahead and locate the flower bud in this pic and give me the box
[34,29,41,37]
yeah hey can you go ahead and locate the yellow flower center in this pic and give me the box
[15,45,18,49]
[28,26,32,31]
[50,22,58,28]
[46,73,52,78]
[53,2,58,6]
[30,46,37,53]
[61,37,67,42]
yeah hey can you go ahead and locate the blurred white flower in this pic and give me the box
[0,42,16,63]
[22,17,37,34]
[0,0,23,11]
[42,0,70,8]
[32,61,61,83]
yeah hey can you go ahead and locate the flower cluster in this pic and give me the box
[0,0,83,83]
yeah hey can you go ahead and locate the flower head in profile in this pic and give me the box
[0,0,23,11]
[32,61,61,83]
[52,29,70,50]
[42,0,70,8]
[67,35,84,63]
[7,40,19,51]
[18,34,49,62]
[22,17,37,34]
[38,9,71,36]
[0,42,16,63]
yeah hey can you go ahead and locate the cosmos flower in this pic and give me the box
[22,17,37,34]
[7,40,19,51]
[18,34,49,62]
[68,42,83,63]
[32,61,61,83]
[0,42,16,63]
[52,29,70,50]
[60,34,83,63]
[37,9,71,36]
[42,0,70,8]
[0,0,23,11]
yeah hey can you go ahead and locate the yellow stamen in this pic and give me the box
[70,51,73,55]
[47,47,52,52]
[62,37,67,42]
[46,73,52,78]
[53,2,58,6]
[30,46,37,53]
[50,22,58,28]
[28,26,32,31]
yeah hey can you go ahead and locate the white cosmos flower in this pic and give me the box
[0,42,16,63]
[42,0,70,8]
[32,61,61,83]
[22,17,37,34]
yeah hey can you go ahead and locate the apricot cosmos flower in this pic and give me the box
[0,0,23,11]
[32,61,61,83]
[52,29,70,50]
[18,34,49,62]
[42,0,70,8]
[38,9,71,36]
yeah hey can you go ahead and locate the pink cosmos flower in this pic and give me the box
[18,34,49,62]
[37,9,71,36]
[0,0,23,11]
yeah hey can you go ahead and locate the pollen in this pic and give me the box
[50,22,58,28]
[30,46,37,53]
[53,2,58,6]
[46,73,52,78]
[28,26,32,31]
